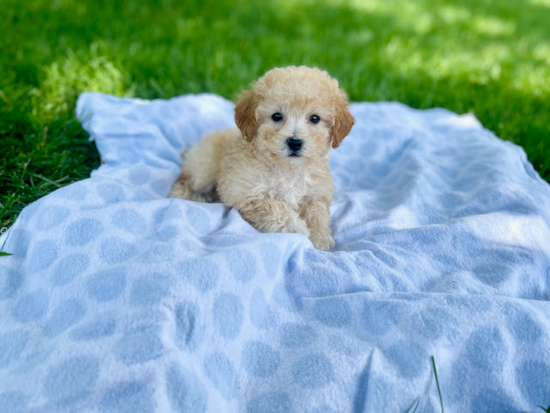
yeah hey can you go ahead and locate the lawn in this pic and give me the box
[1,0,549,228]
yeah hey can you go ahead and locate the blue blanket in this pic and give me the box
[1,92,549,412]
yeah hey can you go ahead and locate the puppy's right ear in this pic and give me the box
[235,90,260,142]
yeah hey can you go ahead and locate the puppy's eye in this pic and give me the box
[310,114,320,124]
[272,113,283,122]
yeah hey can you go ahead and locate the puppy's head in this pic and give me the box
[235,66,354,164]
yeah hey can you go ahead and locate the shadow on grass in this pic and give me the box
[1,0,549,226]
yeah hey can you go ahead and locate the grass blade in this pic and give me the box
[404,397,420,413]
[411,397,421,413]
[431,356,445,413]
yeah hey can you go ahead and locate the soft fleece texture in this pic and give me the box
[0,92,549,412]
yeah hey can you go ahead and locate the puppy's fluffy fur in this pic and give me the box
[170,66,354,250]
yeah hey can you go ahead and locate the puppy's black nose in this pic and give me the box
[286,137,303,152]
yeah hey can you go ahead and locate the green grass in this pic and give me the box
[1,0,549,228]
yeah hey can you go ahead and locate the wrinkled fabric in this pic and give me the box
[0,92,549,412]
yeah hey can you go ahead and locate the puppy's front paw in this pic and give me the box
[283,218,311,238]
[310,233,335,251]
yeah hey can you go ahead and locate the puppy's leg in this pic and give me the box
[239,198,310,238]
[170,172,193,199]
[170,130,233,202]
[299,197,335,251]
[170,149,217,202]
[170,170,216,202]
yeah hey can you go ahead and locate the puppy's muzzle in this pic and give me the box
[286,137,303,157]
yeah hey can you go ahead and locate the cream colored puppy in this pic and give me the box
[170,66,354,250]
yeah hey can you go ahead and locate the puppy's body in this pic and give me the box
[171,66,354,250]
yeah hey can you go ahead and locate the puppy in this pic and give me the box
[170,66,354,250]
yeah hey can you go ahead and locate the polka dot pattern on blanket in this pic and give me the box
[0,93,549,412]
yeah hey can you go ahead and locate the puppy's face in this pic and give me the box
[235,66,354,165]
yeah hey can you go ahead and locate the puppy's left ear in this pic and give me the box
[331,97,355,149]
[235,90,261,142]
